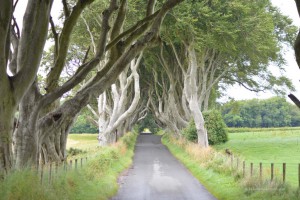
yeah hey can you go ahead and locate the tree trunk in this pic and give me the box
[38,94,90,163]
[189,97,208,147]
[99,55,142,145]
[185,45,208,147]
[14,83,41,168]
[0,94,15,174]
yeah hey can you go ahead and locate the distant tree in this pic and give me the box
[222,97,295,128]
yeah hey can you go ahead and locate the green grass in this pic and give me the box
[67,133,99,150]
[215,129,300,187]
[162,135,245,200]
[0,132,137,200]
[227,127,300,133]
[162,132,300,200]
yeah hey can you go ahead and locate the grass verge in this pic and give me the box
[162,134,244,199]
[0,132,137,200]
[162,133,300,200]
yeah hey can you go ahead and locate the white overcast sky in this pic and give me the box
[14,0,300,102]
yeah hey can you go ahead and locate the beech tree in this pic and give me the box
[145,0,296,147]
[0,0,183,174]
[0,0,53,174]
[87,53,143,145]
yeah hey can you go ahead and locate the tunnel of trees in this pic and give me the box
[0,0,299,175]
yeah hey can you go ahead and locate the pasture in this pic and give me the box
[67,134,99,150]
[215,128,300,187]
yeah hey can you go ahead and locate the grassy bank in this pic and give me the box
[0,132,137,200]
[162,135,245,199]
[162,134,300,199]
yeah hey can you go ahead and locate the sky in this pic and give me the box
[13,0,300,102]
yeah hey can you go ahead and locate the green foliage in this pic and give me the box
[203,110,228,145]
[182,120,198,143]
[182,110,228,145]
[70,114,98,133]
[222,97,300,128]
[161,0,296,95]
[119,132,138,149]
[136,114,160,134]
[67,148,87,156]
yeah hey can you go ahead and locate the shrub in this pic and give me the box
[182,110,228,145]
[67,148,86,156]
[203,110,228,145]
[182,120,198,143]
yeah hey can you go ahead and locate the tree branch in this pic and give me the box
[45,0,95,93]
[38,1,117,108]
[106,10,159,50]
[82,46,90,64]
[288,93,300,109]
[12,0,52,102]
[62,0,70,17]
[50,16,59,58]
[146,0,157,16]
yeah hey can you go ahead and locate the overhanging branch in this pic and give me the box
[288,93,300,109]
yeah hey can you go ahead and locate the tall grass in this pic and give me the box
[162,133,300,200]
[0,132,137,200]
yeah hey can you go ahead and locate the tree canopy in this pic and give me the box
[221,97,300,128]
[0,0,298,175]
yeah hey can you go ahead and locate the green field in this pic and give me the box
[215,129,300,187]
[67,133,99,150]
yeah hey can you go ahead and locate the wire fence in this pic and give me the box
[39,157,89,184]
[228,154,300,187]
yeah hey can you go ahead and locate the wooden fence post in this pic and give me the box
[259,162,262,181]
[271,163,274,181]
[75,159,78,170]
[55,162,58,174]
[298,164,300,187]
[81,158,83,168]
[49,163,52,184]
[283,163,286,183]
[64,161,67,171]
[40,164,44,184]
[70,160,73,169]
[250,163,253,177]
[243,161,245,177]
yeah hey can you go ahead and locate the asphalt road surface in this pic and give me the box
[112,134,217,200]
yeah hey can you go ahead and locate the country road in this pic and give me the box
[112,134,217,200]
